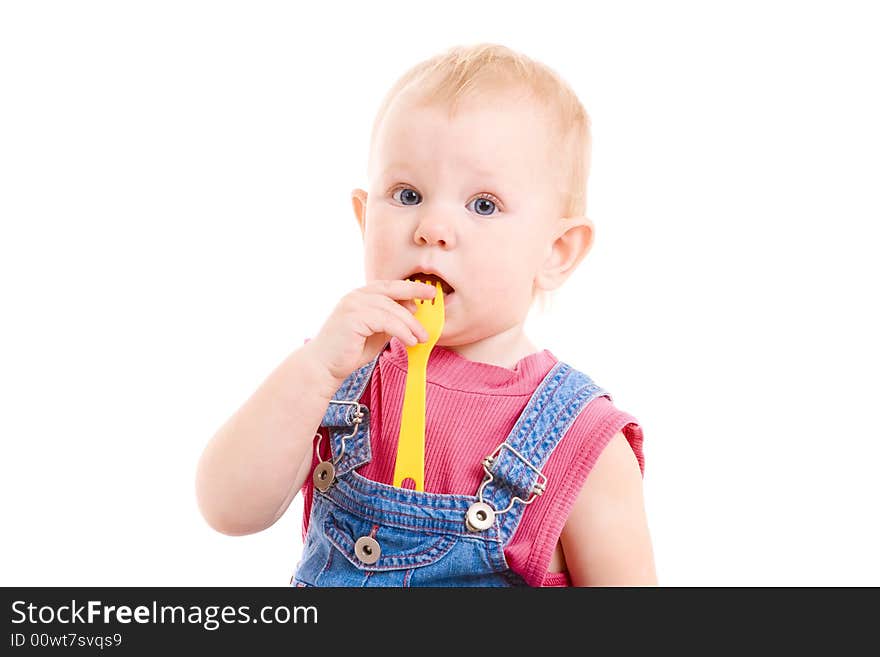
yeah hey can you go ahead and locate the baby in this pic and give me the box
[196,43,657,586]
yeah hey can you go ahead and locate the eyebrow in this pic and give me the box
[378,162,411,178]
[380,161,504,185]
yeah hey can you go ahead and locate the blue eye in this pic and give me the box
[392,187,421,205]
[468,196,498,216]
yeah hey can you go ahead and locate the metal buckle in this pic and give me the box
[467,443,548,529]
[326,400,365,463]
[312,400,366,492]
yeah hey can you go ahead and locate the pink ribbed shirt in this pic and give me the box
[300,337,644,587]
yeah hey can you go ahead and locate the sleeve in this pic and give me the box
[505,395,645,586]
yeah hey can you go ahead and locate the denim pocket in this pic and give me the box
[323,511,457,572]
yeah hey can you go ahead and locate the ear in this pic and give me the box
[534,216,595,292]
[351,188,368,237]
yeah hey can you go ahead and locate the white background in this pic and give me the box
[2,1,878,586]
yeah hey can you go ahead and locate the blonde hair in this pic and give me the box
[368,43,592,313]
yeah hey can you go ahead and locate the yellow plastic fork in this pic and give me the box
[392,279,445,491]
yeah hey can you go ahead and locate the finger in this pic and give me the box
[364,279,436,300]
[361,306,421,347]
[377,294,429,341]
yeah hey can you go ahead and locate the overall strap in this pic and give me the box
[318,341,388,476]
[479,361,611,543]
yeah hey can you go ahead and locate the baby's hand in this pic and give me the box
[304,280,437,385]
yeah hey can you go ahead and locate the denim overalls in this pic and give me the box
[291,342,610,587]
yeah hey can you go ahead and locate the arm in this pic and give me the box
[195,280,437,537]
[560,431,658,586]
[195,342,342,536]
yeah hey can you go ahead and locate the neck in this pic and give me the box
[443,323,538,370]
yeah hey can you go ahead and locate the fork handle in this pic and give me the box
[393,354,428,491]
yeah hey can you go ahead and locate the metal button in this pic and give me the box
[466,502,495,532]
[313,462,335,492]
[354,536,381,565]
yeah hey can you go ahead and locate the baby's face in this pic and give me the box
[353,91,565,346]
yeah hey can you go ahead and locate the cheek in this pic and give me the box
[363,221,400,277]
[468,250,527,297]
[484,233,541,272]
[471,237,545,302]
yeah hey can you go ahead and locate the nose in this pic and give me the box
[413,215,456,249]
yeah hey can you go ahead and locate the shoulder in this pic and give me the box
[559,431,657,585]
[571,430,643,503]
[563,387,646,477]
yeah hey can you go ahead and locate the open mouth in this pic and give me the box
[406,271,455,296]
